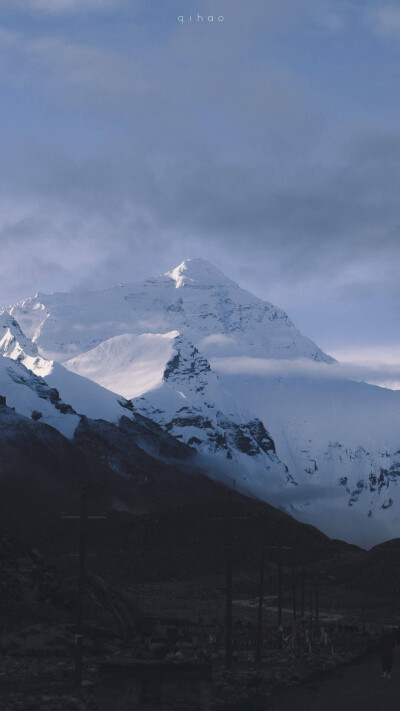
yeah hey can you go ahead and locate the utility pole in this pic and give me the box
[225,540,233,668]
[63,490,106,688]
[210,485,248,669]
[265,543,292,649]
[256,551,265,664]
[223,488,234,670]
[315,576,319,630]
[277,546,283,632]
[75,491,86,689]
[300,561,306,618]
[292,566,297,622]
[309,584,313,633]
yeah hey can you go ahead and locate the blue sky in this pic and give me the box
[1,0,400,372]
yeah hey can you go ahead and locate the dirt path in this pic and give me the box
[269,652,400,711]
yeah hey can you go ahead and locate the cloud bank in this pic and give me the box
[2,0,124,13]
[210,355,400,391]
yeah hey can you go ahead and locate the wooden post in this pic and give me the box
[309,585,313,633]
[301,562,305,618]
[277,547,282,629]
[209,489,250,670]
[292,566,297,622]
[315,577,319,630]
[225,543,233,669]
[264,543,292,649]
[63,493,106,689]
[277,546,283,648]
[75,491,87,689]
[256,552,265,663]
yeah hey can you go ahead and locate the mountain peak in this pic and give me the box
[165,258,236,289]
[0,310,38,359]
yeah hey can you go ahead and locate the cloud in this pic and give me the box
[3,0,124,13]
[210,355,400,390]
[330,344,400,365]
[199,334,237,348]
[0,28,145,102]
[266,483,345,505]
[293,502,391,548]
[367,4,400,38]
[0,0,397,360]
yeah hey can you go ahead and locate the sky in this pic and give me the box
[1,0,400,381]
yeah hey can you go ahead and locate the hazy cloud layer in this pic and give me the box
[211,355,400,390]
[367,3,400,38]
[1,0,126,13]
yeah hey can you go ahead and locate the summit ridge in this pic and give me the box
[165,257,238,289]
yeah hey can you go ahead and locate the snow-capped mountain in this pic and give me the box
[0,356,79,438]
[3,258,400,545]
[0,310,130,429]
[0,311,38,360]
[9,258,333,365]
[1,299,292,499]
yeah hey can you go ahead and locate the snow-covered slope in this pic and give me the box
[0,311,39,360]
[0,357,79,438]
[4,258,400,545]
[132,333,292,498]
[10,258,333,364]
[215,369,400,545]
[64,331,179,399]
[0,310,130,429]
